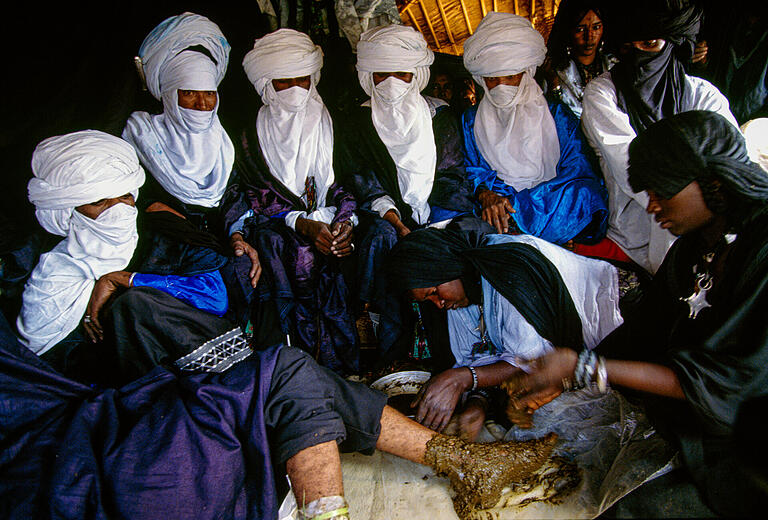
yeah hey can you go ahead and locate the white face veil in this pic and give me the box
[121,12,234,208]
[18,130,146,355]
[463,12,560,191]
[242,28,335,215]
[356,24,436,225]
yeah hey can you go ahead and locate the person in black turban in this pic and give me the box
[505,110,768,517]
[385,227,623,439]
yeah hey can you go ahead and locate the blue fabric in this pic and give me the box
[462,101,609,244]
[428,205,465,224]
[132,270,228,317]
[0,311,281,520]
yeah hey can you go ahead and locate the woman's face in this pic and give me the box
[75,193,135,220]
[272,76,311,91]
[571,10,603,58]
[409,279,470,310]
[483,73,524,90]
[177,89,217,111]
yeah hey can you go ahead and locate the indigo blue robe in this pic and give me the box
[462,101,609,245]
[0,312,281,520]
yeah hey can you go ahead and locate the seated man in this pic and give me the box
[2,299,558,520]
[337,23,486,238]
[581,0,738,273]
[16,130,245,387]
[385,227,623,440]
[505,111,768,518]
[223,28,397,376]
[461,12,609,248]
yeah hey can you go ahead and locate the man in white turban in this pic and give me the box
[226,28,401,376]
[462,12,609,250]
[17,130,251,386]
[337,23,484,239]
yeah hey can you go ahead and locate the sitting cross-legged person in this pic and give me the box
[223,28,398,376]
[16,130,248,387]
[461,12,609,250]
[2,300,558,520]
[385,227,623,441]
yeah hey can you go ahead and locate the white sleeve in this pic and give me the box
[285,211,308,231]
[370,195,400,219]
[581,75,648,209]
[686,76,740,129]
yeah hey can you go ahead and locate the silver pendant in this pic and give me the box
[680,274,712,319]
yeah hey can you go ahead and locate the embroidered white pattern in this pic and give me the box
[175,328,252,373]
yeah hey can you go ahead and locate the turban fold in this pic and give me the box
[356,24,434,94]
[462,12,546,78]
[137,12,230,100]
[628,110,768,202]
[29,130,145,236]
[242,28,323,96]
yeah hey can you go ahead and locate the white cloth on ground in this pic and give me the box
[448,234,623,369]
[462,12,560,191]
[18,131,144,355]
[581,73,739,273]
[356,24,436,225]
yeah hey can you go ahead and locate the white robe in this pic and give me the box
[581,73,739,273]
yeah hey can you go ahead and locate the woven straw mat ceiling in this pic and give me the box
[396,0,561,55]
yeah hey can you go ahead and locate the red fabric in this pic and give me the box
[573,238,633,264]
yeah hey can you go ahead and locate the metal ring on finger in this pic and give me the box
[350,243,355,251]
[83,314,92,324]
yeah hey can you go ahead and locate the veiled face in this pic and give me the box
[75,194,135,220]
[409,279,470,310]
[646,181,714,236]
[372,71,414,85]
[482,73,524,90]
[272,76,311,91]
[177,89,217,111]
[621,39,667,54]
[571,10,603,58]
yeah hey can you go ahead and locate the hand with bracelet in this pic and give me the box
[504,347,686,410]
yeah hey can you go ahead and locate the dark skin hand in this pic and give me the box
[458,396,489,442]
[383,209,411,237]
[230,232,262,287]
[505,347,685,410]
[296,217,354,257]
[412,361,523,432]
[477,188,516,234]
[84,270,132,343]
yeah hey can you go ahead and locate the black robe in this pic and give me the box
[596,209,768,515]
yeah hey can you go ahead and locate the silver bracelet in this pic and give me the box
[596,356,609,393]
[467,366,478,391]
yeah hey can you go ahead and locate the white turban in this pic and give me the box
[354,24,437,225]
[137,11,230,100]
[242,28,324,96]
[741,118,768,173]
[29,130,145,236]
[123,12,234,209]
[462,11,546,78]
[19,130,144,355]
[356,23,434,95]
[242,29,338,229]
[463,12,559,192]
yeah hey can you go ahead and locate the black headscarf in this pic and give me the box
[608,0,702,132]
[628,110,768,227]
[385,228,584,349]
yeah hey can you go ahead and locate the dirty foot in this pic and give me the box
[425,432,558,519]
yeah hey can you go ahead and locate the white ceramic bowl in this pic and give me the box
[370,370,432,397]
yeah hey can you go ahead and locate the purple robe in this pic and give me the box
[0,313,282,520]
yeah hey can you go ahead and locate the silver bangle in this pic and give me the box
[596,356,609,393]
[467,366,478,391]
